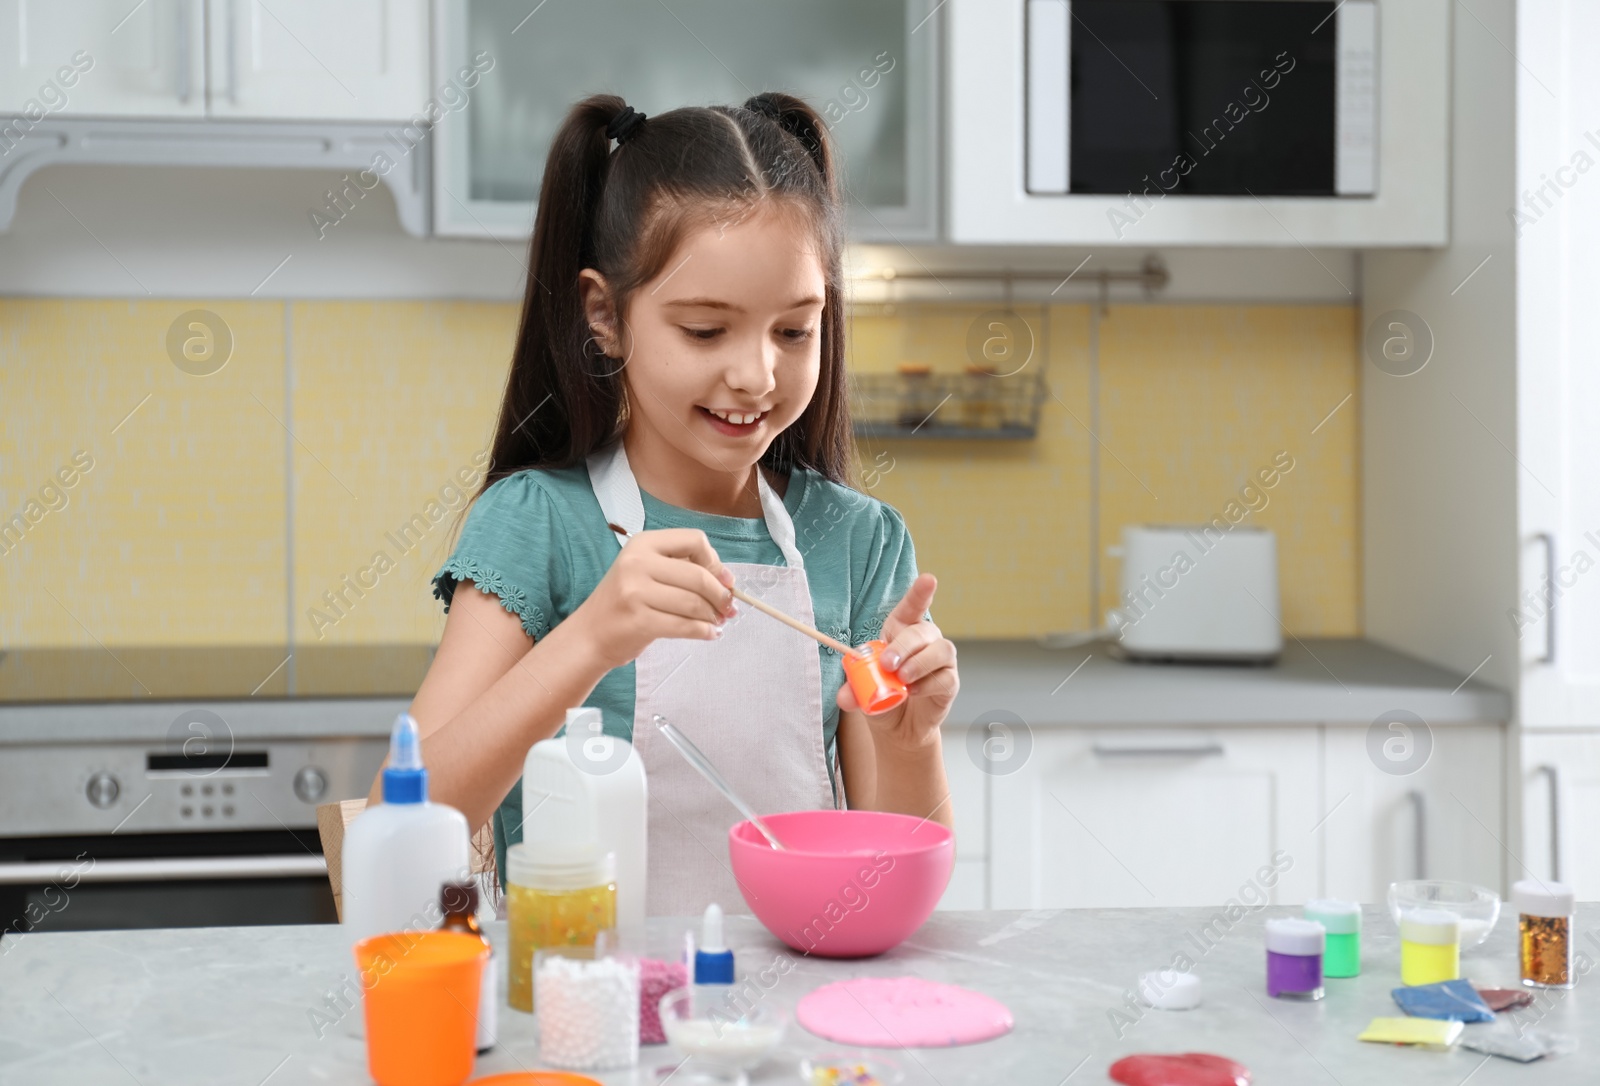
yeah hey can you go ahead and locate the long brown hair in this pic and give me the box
[479,92,851,496]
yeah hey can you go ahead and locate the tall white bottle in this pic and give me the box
[524,708,647,938]
[343,712,472,942]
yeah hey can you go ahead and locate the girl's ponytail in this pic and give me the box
[486,95,632,488]
[742,92,838,201]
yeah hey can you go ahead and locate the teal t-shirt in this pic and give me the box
[430,462,920,882]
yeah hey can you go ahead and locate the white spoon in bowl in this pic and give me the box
[652,714,787,851]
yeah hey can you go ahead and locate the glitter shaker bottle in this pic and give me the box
[1514,879,1575,989]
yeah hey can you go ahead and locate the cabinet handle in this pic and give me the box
[1091,741,1224,758]
[0,854,326,885]
[226,0,239,105]
[1537,764,1561,881]
[1406,789,1426,880]
[176,1,191,103]
[1536,531,1557,664]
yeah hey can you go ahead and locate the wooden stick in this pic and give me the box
[608,521,858,655]
[728,585,856,655]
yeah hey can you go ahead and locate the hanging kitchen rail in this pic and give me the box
[848,255,1169,300]
[848,258,1167,440]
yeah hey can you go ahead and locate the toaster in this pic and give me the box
[1106,524,1282,663]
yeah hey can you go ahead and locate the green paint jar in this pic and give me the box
[1304,899,1361,977]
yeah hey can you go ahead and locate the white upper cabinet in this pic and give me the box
[946,0,1450,246]
[0,0,427,122]
[1516,0,1600,727]
[0,0,206,118]
[204,0,428,121]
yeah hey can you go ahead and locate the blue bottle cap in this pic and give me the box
[381,713,428,804]
[694,903,735,984]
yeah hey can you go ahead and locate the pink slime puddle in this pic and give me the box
[796,977,1013,1047]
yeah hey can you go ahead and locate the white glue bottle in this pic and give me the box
[523,708,648,942]
[342,713,472,945]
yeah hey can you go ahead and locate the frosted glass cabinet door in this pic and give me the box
[0,0,206,118]
[432,0,939,240]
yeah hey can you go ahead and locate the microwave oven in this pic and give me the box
[1025,0,1377,199]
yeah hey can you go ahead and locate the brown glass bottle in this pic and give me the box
[440,880,497,1052]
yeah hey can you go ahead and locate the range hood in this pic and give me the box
[0,118,431,237]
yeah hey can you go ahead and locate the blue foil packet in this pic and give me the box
[1392,979,1495,1022]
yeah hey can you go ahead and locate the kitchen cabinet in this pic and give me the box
[431,0,940,241]
[946,0,1449,246]
[1515,0,1600,729]
[0,1,427,122]
[1521,732,1600,898]
[1362,0,1600,909]
[1322,724,1505,902]
[989,728,1320,909]
[203,0,429,121]
[1512,1,1600,888]
[934,725,988,910]
[0,0,206,118]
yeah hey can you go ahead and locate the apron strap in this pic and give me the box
[587,442,648,543]
[587,442,805,570]
[755,467,805,571]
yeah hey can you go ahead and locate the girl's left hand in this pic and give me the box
[837,573,958,750]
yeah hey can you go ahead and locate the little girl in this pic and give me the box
[379,91,958,917]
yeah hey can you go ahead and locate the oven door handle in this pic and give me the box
[0,854,327,885]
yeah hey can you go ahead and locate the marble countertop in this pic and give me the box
[1,905,1589,1084]
[0,639,1508,747]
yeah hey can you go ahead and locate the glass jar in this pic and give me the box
[1304,899,1361,978]
[1399,908,1460,987]
[505,842,617,1013]
[1513,879,1575,989]
[1265,918,1325,1000]
[535,944,640,1071]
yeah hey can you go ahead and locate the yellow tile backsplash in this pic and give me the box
[1,300,286,650]
[1,298,1359,653]
[849,304,1095,637]
[289,302,512,645]
[1096,304,1359,637]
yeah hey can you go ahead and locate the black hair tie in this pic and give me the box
[606,105,647,146]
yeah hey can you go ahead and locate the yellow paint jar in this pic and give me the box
[1399,908,1460,986]
[505,842,617,1013]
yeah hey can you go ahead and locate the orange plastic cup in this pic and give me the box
[844,639,909,714]
[354,931,489,1086]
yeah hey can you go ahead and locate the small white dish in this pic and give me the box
[659,986,787,1086]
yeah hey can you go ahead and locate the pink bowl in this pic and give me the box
[728,810,954,958]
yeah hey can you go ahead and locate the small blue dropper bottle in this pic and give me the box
[381,713,427,803]
[694,903,735,985]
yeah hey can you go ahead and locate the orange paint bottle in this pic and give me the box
[843,640,909,714]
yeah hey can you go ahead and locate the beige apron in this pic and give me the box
[587,443,836,917]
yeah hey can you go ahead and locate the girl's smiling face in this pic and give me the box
[581,202,827,510]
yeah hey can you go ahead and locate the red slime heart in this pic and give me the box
[1108,1053,1252,1086]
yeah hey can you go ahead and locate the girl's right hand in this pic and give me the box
[572,528,736,669]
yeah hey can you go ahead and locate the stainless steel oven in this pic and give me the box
[0,646,426,934]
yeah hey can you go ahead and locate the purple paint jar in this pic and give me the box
[1265,917,1326,1000]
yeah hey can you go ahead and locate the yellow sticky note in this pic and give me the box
[1358,1016,1464,1049]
